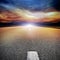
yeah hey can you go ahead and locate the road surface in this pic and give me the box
[0,26,60,60]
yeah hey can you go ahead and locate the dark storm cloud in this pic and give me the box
[0,0,56,11]
[0,0,10,4]
[52,0,60,11]
[0,0,60,11]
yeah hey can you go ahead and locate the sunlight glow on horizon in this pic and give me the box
[23,24,36,31]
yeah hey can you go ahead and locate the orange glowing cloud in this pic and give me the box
[0,9,60,23]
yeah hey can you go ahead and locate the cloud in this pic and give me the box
[0,7,60,23]
[0,0,52,10]
[0,0,60,23]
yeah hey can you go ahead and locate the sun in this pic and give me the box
[23,24,35,31]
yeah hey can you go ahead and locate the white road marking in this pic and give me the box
[27,51,40,60]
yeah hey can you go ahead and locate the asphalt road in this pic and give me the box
[0,26,60,60]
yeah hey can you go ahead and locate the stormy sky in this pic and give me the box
[0,0,60,11]
[0,0,60,27]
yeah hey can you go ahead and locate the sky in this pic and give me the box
[0,0,60,26]
[0,0,52,10]
[0,0,60,10]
